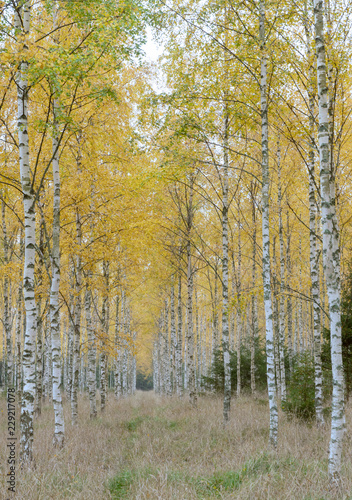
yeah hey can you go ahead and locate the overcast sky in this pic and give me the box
[143,26,164,63]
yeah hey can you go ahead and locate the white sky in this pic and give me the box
[143,26,164,63]
[142,26,167,92]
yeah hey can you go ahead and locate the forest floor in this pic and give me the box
[1,391,352,499]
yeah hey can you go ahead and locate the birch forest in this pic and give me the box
[1,0,352,498]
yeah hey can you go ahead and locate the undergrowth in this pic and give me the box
[107,453,303,499]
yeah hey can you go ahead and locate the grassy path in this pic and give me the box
[1,391,352,499]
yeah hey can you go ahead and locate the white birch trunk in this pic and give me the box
[212,269,219,366]
[1,198,13,388]
[157,329,162,393]
[153,340,158,393]
[71,211,82,425]
[170,283,177,393]
[272,251,281,400]
[236,217,242,398]
[122,305,129,396]
[201,310,207,388]
[15,0,37,463]
[100,261,109,411]
[116,291,125,399]
[222,98,231,421]
[286,210,293,374]
[278,162,287,401]
[251,186,258,394]
[299,236,304,352]
[313,0,345,484]
[194,285,200,391]
[67,295,74,400]
[177,274,183,396]
[34,213,45,418]
[122,349,128,396]
[85,280,96,418]
[164,298,171,396]
[260,0,278,448]
[114,293,120,399]
[304,4,324,425]
[132,331,137,394]
[184,320,188,391]
[50,89,65,446]
[186,224,196,404]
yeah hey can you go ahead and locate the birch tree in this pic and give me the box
[14,0,37,463]
[313,0,345,484]
[260,0,278,448]
[49,1,65,448]
[50,84,65,448]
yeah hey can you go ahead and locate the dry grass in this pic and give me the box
[1,391,352,499]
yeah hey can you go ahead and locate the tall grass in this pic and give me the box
[1,391,351,499]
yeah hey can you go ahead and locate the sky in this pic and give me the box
[142,26,167,92]
[143,26,164,63]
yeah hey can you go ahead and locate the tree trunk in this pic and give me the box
[313,0,345,484]
[222,97,231,422]
[71,208,82,425]
[164,298,171,396]
[114,293,120,400]
[85,280,96,418]
[278,161,287,402]
[187,238,196,406]
[100,261,110,411]
[299,236,304,352]
[1,198,13,388]
[170,282,177,393]
[15,1,37,464]
[116,291,125,400]
[50,88,65,447]
[304,5,324,425]
[236,216,242,398]
[286,210,293,374]
[260,0,278,448]
[177,274,183,396]
[251,186,258,395]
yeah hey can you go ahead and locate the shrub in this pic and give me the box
[202,337,267,393]
[284,352,315,420]
[136,371,153,391]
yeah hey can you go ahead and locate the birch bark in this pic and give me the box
[260,0,278,448]
[250,185,258,394]
[177,274,183,396]
[71,209,82,425]
[236,217,242,398]
[304,6,324,424]
[15,0,37,463]
[1,198,13,388]
[222,96,231,422]
[278,162,287,402]
[164,298,171,396]
[186,175,196,406]
[100,261,110,411]
[313,0,345,483]
[85,279,96,418]
[114,293,120,399]
[50,89,65,446]
[299,236,304,352]
[170,283,177,393]
[286,210,293,373]
[116,290,125,399]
